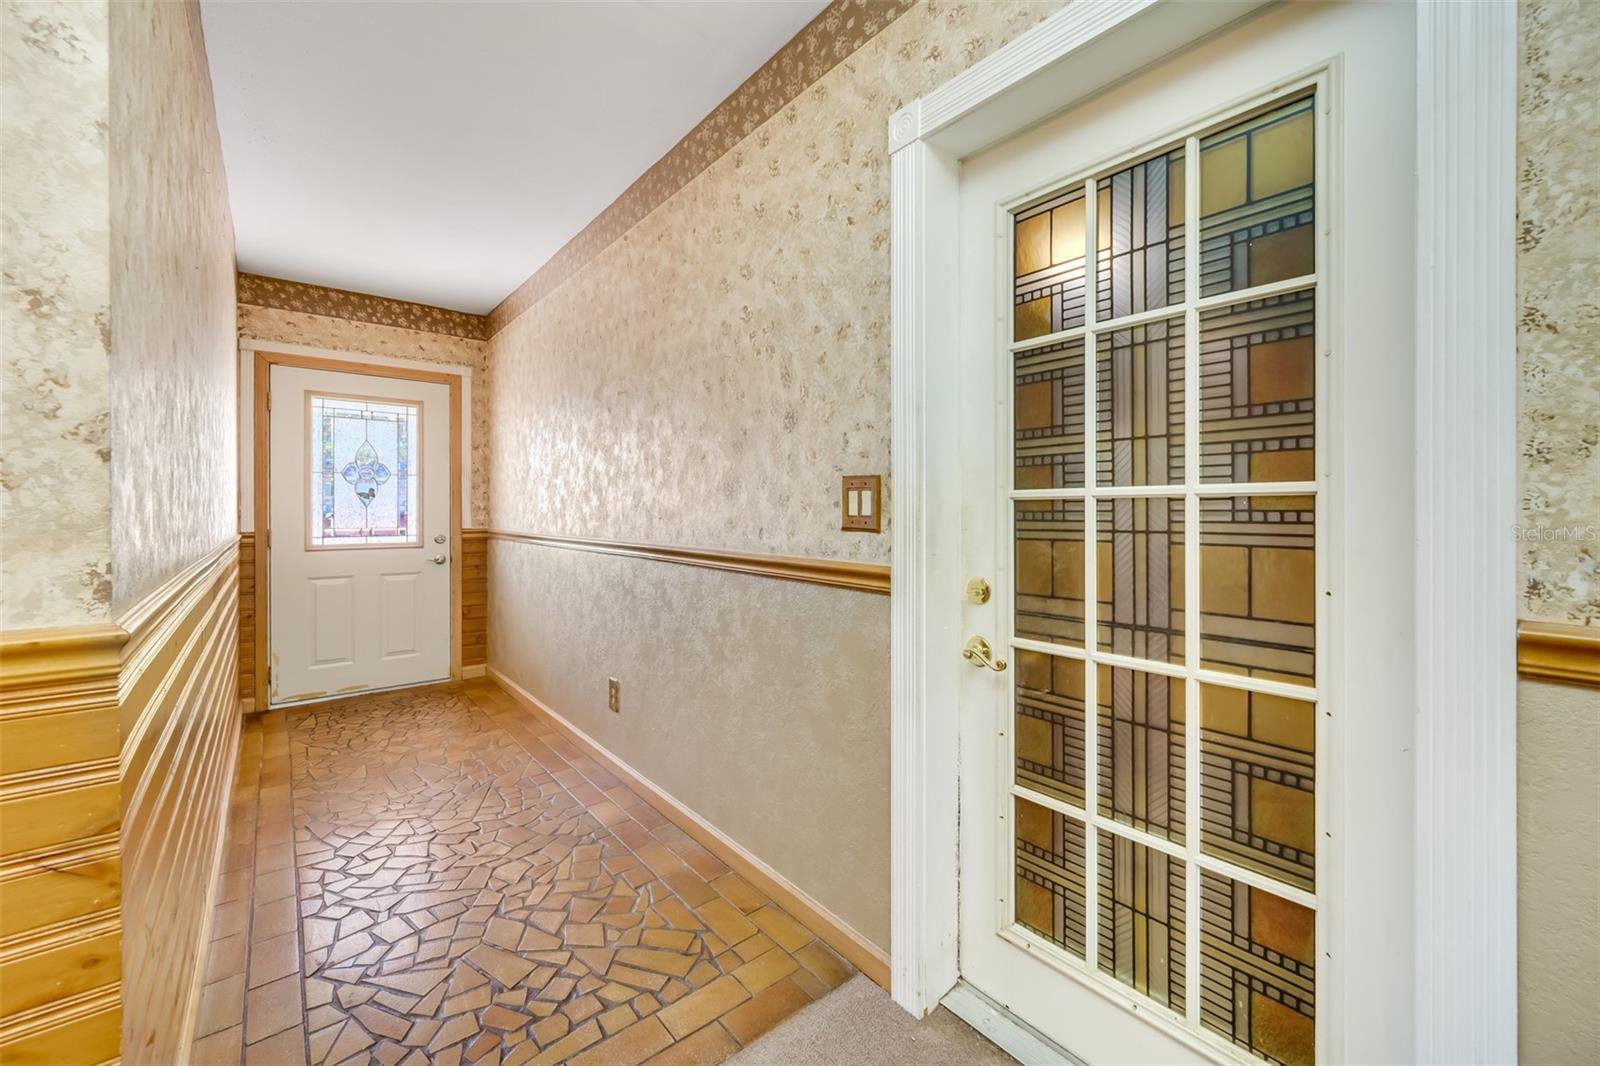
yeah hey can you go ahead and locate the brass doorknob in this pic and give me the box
[963,635,1008,672]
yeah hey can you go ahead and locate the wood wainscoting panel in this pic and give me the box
[463,527,488,670]
[238,531,255,706]
[0,626,125,1064]
[119,537,243,1064]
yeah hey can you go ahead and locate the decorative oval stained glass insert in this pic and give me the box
[309,393,421,547]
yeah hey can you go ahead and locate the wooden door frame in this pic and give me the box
[887,0,1518,1062]
[252,349,463,709]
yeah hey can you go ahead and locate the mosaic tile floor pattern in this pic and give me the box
[192,681,854,1066]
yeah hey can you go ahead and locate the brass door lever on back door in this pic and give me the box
[963,636,1007,672]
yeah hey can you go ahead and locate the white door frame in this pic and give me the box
[886,3,1518,1064]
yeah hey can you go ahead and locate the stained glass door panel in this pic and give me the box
[1007,90,1320,1066]
[308,394,421,547]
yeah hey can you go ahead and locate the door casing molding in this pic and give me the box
[248,348,464,708]
[886,3,1518,1064]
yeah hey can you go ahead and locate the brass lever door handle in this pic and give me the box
[963,636,1008,672]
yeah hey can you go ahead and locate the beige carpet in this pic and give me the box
[729,975,1018,1065]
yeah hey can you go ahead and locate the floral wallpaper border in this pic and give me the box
[238,272,489,341]
[486,0,918,335]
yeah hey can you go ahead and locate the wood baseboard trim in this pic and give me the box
[173,719,242,1061]
[461,664,487,679]
[486,667,891,988]
[1518,620,1600,688]
[487,530,889,595]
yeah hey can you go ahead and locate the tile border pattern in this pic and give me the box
[237,273,490,342]
[485,0,919,335]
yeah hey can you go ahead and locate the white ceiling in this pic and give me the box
[201,0,828,313]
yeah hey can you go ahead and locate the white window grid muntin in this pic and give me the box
[992,74,1330,1062]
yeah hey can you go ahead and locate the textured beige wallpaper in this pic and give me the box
[109,0,238,612]
[1518,0,1599,627]
[489,1,1063,559]
[239,303,491,525]
[0,1,113,627]
[1517,678,1600,1063]
[486,0,1063,949]
[1516,2,1600,1058]
[490,541,891,947]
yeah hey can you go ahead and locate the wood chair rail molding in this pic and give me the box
[487,530,891,595]
[1517,620,1600,688]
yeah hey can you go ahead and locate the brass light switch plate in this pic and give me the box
[842,475,882,532]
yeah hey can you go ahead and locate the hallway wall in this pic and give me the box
[488,0,1064,953]
[109,0,236,613]
[0,1,242,1061]
[0,0,113,628]
[109,1,243,1061]
[1514,1,1600,1059]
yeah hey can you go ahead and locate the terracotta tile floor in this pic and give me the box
[191,680,854,1066]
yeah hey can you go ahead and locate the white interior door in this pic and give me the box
[955,3,1415,1064]
[268,365,452,704]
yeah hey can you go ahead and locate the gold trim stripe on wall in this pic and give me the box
[486,0,918,334]
[488,530,890,595]
[1517,620,1600,688]
[237,272,489,340]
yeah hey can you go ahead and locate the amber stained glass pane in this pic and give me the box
[1016,652,1086,808]
[1199,291,1315,495]
[1097,832,1186,1010]
[1200,871,1316,1066]
[1200,684,1315,892]
[1198,496,1314,687]
[1199,96,1315,297]
[1015,795,1087,958]
[1015,499,1086,648]
[1097,667,1185,842]
[1016,334,1086,489]
[1014,186,1090,342]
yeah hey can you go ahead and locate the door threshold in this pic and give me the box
[941,980,1086,1066]
[268,676,454,710]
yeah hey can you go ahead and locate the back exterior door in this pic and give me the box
[953,2,1416,1063]
[268,364,452,704]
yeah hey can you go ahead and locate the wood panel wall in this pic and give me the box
[0,628,125,1063]
[238,532,255,705]
[464,528,488,669]
[119,538,242,1063]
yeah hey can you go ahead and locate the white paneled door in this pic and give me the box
[268,365,451,704]
[953,3,1414,1064]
